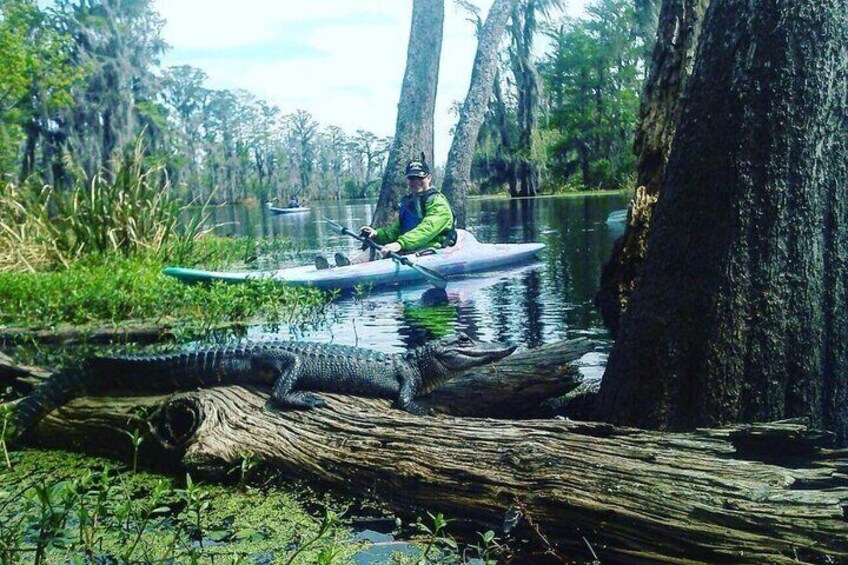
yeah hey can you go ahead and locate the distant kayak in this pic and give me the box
[606,209,628,225]
[267,203,310,214]
[163,230,545,291]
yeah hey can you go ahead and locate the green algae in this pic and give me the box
[0,449,358,564]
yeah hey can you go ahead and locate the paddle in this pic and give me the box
[323,217,447,289]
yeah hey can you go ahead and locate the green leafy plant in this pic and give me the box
[413,512,457,564]
[0,404,13,469]
[229,452,259,490]
[22,480,77,565]
[124,427,145,474]
[467,530,506,564]
[284,508,344,565]
[176,474,210,545]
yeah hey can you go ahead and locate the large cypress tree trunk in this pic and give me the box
[442,0,518,229]
[372,0,444,227]
[594,0,709,336]
[597,0,848,444]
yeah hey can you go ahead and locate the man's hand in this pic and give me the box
[381,242,402,256]
[359,226,377,239]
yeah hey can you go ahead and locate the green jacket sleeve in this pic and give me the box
[396,193,454,251]
[374,221,400,245]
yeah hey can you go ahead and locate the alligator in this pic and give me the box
[12,332,515,438]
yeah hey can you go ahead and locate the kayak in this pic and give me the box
[163,230,545,291]
[606,209,628,225]
[267,204,310,214]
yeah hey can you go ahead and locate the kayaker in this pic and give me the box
[287,195,301,208]
[316,156,457,269]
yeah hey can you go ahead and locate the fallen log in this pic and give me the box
[24,391,848,563]
[7,343,848,563]
[0,321,180,346]
[424,338,596,417]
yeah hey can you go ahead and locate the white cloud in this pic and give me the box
[155,0,587,165]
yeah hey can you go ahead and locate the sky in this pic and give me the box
[155,1,588,165]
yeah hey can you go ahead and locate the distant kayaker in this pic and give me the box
[287,195,301,208]
[317,155,456,269]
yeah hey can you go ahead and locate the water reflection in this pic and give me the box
[204,194,628,354]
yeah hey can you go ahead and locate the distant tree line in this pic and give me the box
[1,0,654,202]
[0,0,391,203]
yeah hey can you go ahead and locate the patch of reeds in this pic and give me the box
[0,138,210,273]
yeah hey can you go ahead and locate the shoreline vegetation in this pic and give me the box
[0,147,332,338]
[1,448,480,565]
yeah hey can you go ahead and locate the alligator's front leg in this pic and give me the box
[396,366,427,416]
[255,352,327,410]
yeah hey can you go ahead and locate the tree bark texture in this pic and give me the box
[598,0,848,444]
[442,0,518,229]
[372,0,444,227]
[595,0,709,336]
[25,392,848,563]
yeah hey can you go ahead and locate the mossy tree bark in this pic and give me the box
[442,0,518,229]
[597,0,848,444]
[595,0,709,336]
[372,0,444,227]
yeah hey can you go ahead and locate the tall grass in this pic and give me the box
[0,138,210,273]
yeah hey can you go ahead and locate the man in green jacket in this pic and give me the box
[318,157,456,269]
[361,157,457,256]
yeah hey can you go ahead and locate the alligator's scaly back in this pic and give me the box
[13,343,280,439]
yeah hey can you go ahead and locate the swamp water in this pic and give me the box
[210,194,628,365]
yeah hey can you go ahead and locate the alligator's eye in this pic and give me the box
[457,334,473,345]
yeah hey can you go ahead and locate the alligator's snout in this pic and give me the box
[465,343,517,358]
[435,332,516,370]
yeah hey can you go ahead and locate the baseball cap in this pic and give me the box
[405,159,430,178]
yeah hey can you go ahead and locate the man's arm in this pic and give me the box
[374,221,400,245]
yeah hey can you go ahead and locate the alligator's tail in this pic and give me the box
[11,346,261,440]
[13,370,90,440]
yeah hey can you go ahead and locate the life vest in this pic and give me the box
[398,189,457,247]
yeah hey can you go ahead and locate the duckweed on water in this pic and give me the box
[0,449,357,564]
[0,450,495,565]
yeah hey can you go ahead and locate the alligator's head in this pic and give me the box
[430,331,516,373]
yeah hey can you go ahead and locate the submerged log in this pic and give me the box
[7,341,847,563]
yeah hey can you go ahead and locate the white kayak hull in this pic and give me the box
[267,204,310,214]
[606,209,628,224]
[163,230,545,291]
